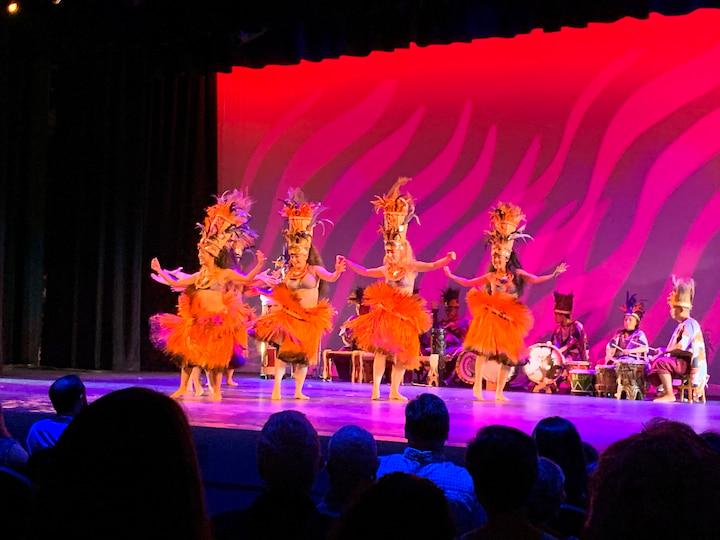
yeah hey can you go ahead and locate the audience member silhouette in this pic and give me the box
[33,387,210,540]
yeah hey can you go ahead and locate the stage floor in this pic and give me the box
[1,368,717,451]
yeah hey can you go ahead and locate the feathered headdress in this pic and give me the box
[667,275,695,310]
[441,287,460,306]
[620,291,646,321]
[279,188,331,255]
[197,189,258,257]
[485,202,532,258]
[372,177,420,246]
[347,287,365,305]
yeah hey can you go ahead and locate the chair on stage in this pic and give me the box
[676,373,710,404]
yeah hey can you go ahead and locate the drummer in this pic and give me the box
[604,292,649,364]
[438,287,468,355]
[550,292,589,364]
[339,287,369,351]
[648,276,708,403]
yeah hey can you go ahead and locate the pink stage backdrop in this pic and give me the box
[218,9,720,376]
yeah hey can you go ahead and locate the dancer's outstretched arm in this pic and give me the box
[313,255,347,283]
[443,266,490,288]
[150,258,197,289]
[341,257,385,278]
[226,251,267,283]
[516,262,568,284]
[411,251,457,273]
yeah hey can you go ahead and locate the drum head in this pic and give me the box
[454,350,516,385]
[524,343,564,383]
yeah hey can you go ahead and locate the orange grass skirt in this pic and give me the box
[253,284,334,365]
[150,290,255,370]
[463,288,534,365]
[343,281,432,370]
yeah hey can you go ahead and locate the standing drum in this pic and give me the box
[616,360,647,400]
[569,369,595,395]
[594,364,618,397]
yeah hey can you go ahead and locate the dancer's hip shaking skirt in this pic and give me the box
[150,290,255,370]
[463,288,533,365]
[253,284,334,365]
[343,281,432,370]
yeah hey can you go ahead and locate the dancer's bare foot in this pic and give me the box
[294,392,310,400]
[209,391,222,402]
[170,389,186,399]
[653,394,676,403]
[473,388,485,401]
[495,393,510,402]
[271,389,282,400]
[389,391,408,402]
[194,388,205,397]
[227,378,239,387]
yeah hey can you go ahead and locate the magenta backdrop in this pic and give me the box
[218,9,720,375]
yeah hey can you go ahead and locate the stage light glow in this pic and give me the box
[7,1,20,15]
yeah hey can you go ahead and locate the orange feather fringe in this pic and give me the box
[463,288,534,365]
[343,281,431,369]
[253,284,335,365]
[150,291,255,370]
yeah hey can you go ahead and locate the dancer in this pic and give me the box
[254,189,345,400]
[647,276,708,402]
[550,292,589,363]
[444,202,567,401]
[150,190,265,401]
[604,292,649,364]
[342,177,456,401]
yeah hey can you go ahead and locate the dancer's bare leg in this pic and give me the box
[473,354,487,401]
[190,367,204,397]
[226,368,238,387]
[294,364,310,400]
[495,364,511,401]
[653,373,676,402]
[209,370,223,401]
[170,365,193,398]
[371,353,386,400]
[272,359,286,400]
[389,363,408,401]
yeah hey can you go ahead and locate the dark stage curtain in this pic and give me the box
[1,8,217,371]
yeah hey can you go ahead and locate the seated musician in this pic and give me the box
[339,287,369,351]
[605,292,649,364]
[439,287,468,355]
[421,287,469,356]
[550,292,589,364]
[648,276,708,402]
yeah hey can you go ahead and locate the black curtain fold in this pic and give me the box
[2,10,217,371]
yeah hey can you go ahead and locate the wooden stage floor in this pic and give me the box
[1,368,717,451]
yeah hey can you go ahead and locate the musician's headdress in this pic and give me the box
[486,202,532,259]
[441,287,460,307]
[620,291,646,321]
[372,177,419,248]
[280,188,331,256]
[553,291,574,315]
[347,287,365,305]
[667,275,695,310]
[197,189,258,258]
